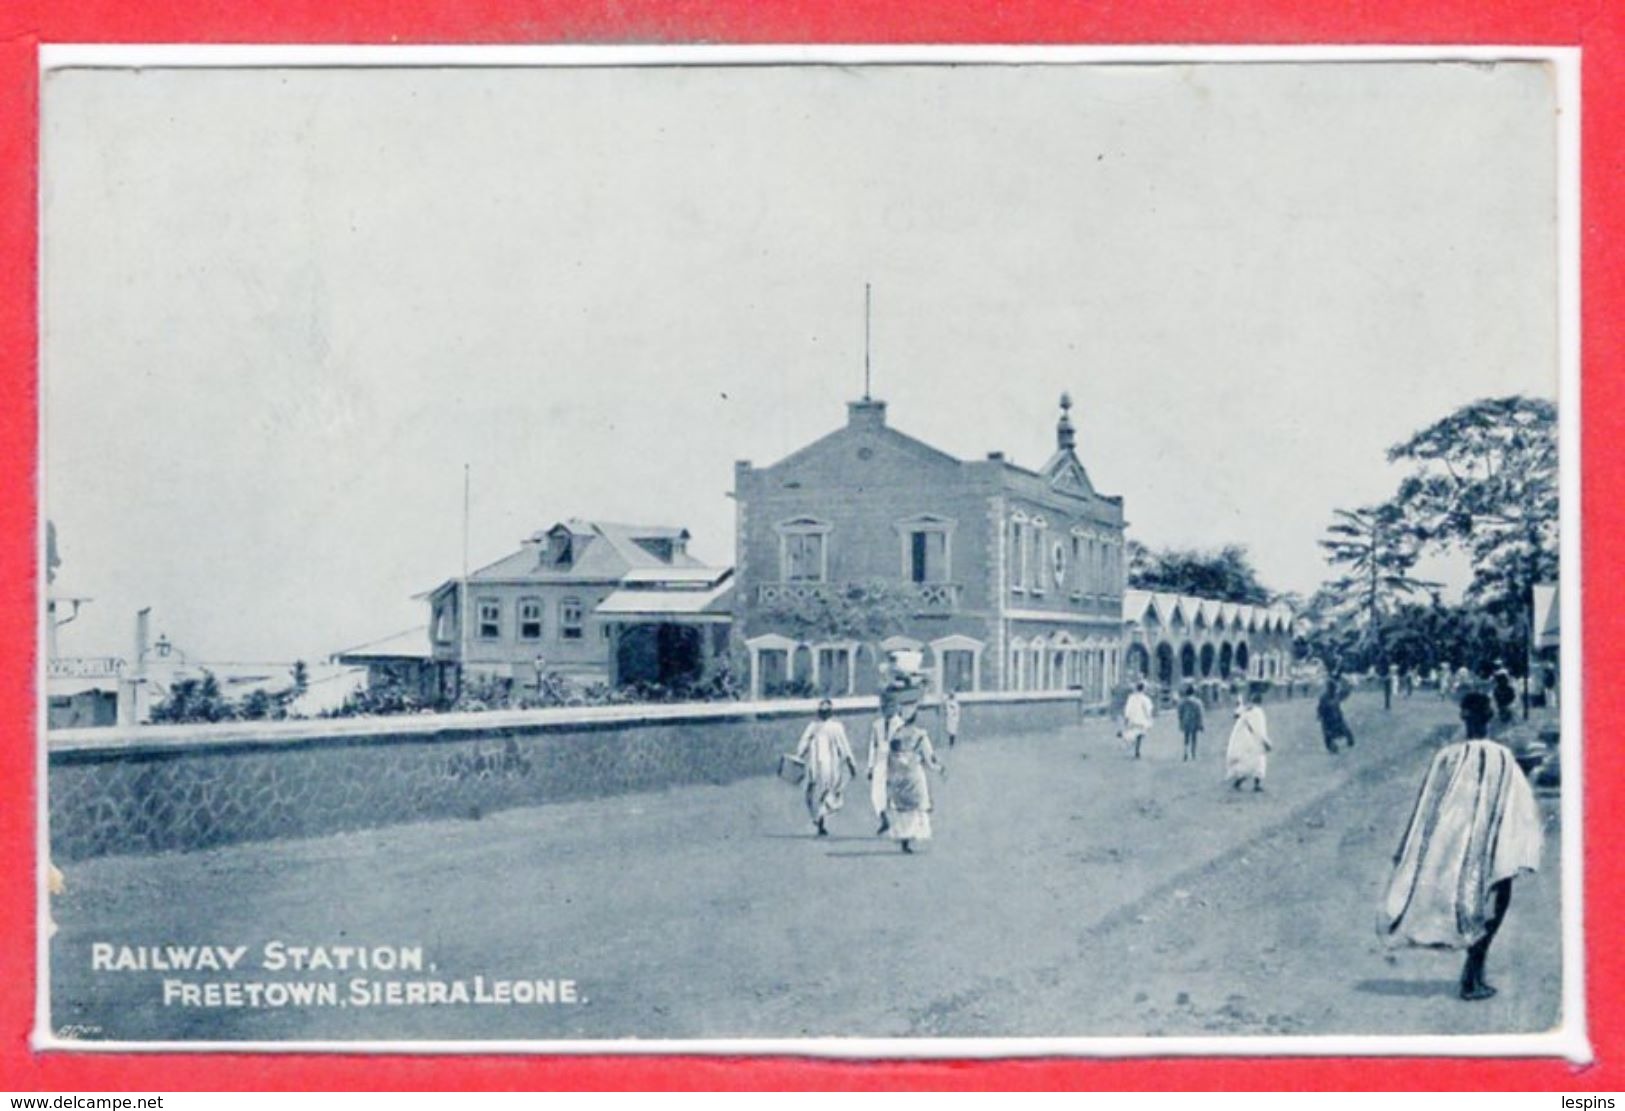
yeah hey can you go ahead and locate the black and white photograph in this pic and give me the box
[37,46,1582,1055]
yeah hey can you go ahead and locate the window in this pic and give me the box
[434,599,457,643]
[777,518,831,583]
[560,597,584,640]
[477,597,501,641]
[1070,535,1084,596]
[1009,515,1028,593]
[942,649,976,693]
[518,597,544,641]
[1030,518,1048,595]
[759,649,789,696]
[817,647,852,695]
[900,519,952,584]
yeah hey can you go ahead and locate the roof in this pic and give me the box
[621,566,730,586]
[595,581,735,620]
[333,627,432,663]
[1124,591,1293,635]
[422,518,721,595]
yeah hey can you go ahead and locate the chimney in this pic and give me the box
[847,398,887,430]
[987,451,1005,462]
[1056,391,1076,453]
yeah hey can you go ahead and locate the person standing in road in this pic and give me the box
[1317,672,1355,754]
[794,699,857,837]
[865,706,901,836]
[942,689,962,749]
[1176,683,1205,762]
[1378,691,1543,1001]
[1491,660,1518,723]
[886,706,947,854]
[1225,681,1273,792]
[1122,680,1155,760]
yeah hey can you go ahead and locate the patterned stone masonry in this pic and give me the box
[48,696,1081,862]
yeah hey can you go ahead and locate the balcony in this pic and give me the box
[756,581,963,616]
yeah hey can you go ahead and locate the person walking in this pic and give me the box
[1225,681,1273,792]
[1491,661,1517,723]
[1378,695,1544,1000]
[1176,683,1205,762]
[885,706,947,854]
[1121,680,1155,760]
[942,689,962,749]
[794,699,857,837]
[865,706,901,836]
[1316,673,1355,754]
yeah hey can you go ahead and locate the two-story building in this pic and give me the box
[733,394,1128,701]
[422,519,732,697]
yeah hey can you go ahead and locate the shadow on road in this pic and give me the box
[1354,978,1461,999]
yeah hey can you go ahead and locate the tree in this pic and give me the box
[1388,396,1558,713]
[149,671,233,723]
[1127,543,1273,605]
[1317,503,1438,703]
[756,578,918,643]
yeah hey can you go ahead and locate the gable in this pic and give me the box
[760,422,965,485]
[1045,454,1097,499]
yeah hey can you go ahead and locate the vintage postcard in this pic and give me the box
[35,46,1583,1057]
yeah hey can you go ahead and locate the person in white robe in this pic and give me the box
[1378,722,1544,1000]
[1121,681,1155,759]
[885,707,947,854]
[866,709,901,835]
[794,699,857,837]
[1225,683,1272,791]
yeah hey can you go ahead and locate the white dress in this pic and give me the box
[1225,705,1270,782]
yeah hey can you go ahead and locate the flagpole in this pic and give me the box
[460,463,470,699]
[863,282,872,400]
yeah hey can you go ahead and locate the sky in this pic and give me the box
[41,59,1560,664]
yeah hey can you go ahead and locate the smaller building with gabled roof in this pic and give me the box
[420,518,732,698]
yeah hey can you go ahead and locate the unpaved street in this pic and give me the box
[49,692,1561,1042]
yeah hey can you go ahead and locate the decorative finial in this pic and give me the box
[1057,391,1076,453]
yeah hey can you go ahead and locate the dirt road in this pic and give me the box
[48,692,1561,1042]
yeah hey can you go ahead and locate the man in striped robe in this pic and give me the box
[1378,706,1545,1000]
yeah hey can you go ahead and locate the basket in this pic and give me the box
[777,754,806,785]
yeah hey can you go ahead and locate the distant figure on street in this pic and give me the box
[1401,669,1415,698]
[942,690,962,748]
[1316,673,1355,754]
[1225,681,1273,792]
[1459,678,1496,740]
[1491,661,1517,723]
[794,699,857,837]
[866,707,902,836]
[1384,668,1397,711]
[1122,680,1155,760]
[1176,683,1205,761]
[1378,699,1543,1001]
[885,706,947,854]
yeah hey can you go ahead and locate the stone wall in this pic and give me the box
[47,692,1083,862]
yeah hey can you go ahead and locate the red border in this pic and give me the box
[4,0,1621,1091]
